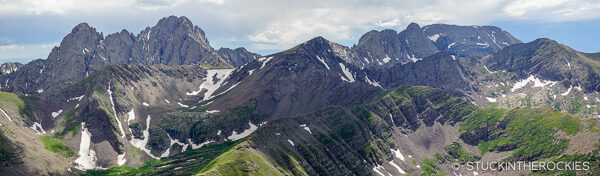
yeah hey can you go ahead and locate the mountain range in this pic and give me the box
[0,16,598,176]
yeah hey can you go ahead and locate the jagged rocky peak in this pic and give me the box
[151,15,210,47]
[293,36,360,64]
[299,36,331,51]
[58,22,103,52]
[0,62,23,75]
[353,22,438,67]
[397,22,439,57]
[131,15,229,66]
[406,22,421,30]
[354,29,401,59]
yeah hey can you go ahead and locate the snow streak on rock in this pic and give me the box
[107,83,126,138]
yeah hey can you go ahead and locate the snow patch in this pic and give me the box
[206,110,220,113]
[316,55,331,70]
[52,109,63,118]
[428,34,441,41]
[117,153,126,166]
[0,107,12,122]
[177,102,189,108]
[287,139,295,146]
[486,97,497,102]
[483,64,496,73]
[408,54,421,62]
[510,75,557,92]
[127,109,135,122]
[227,122,258,141]
[161,133,189,157]
[74,122,102,170]
[476,42,490,47]
[30,122,46,135]
[186,69,235,101]
[562,86,573,96]
[129,115,160,159]
[142,102,149,107]
[258,56,274,69]
[574,85,582,91]
[164,99,170,104]
[67,95,85,102]
[564,58,571,69]
[373,165,386,176]
[338,63,355,82]
[389,160,406,174]
[188,139,214,149]
[391,149,405,161]
[382,55,391,63]
[448,42,457,49]
[365,76,383,89]
[300,124,312,134]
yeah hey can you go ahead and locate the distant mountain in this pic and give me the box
[423,24,522,57]
[465,38,600,117]
[350,23,521,68]
[217,47,261,67]
[0,16,259,95]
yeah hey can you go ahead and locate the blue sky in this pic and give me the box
[1,0,599,64]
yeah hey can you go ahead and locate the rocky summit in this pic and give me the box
[0,15,598,176]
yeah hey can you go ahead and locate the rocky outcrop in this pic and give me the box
[0,62,23,75]
[217,47,261,67]
[367,51,475,97]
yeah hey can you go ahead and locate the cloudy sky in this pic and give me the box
[1,0,599,63]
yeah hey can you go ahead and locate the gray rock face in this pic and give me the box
[367,51,474,97]
[0,62,23,75]
[131,16,227,66]
[0,16,259,94]
[217,47,261,67]
[88,29,136,73]
[1,23,103,94]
